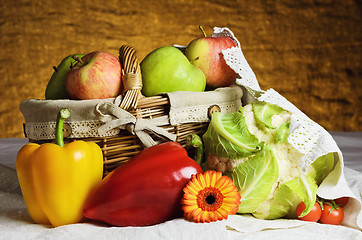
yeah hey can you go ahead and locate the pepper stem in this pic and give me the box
[186,133,204,165]
[55,108,71,147]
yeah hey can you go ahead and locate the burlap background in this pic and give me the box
[0,0,361,138]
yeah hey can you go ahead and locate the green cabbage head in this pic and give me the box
[202,101,335,219]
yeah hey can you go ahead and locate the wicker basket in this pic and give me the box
[21,45,242,176]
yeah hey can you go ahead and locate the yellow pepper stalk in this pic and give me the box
[16,109,103,227]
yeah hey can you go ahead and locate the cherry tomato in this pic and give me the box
[320,203,344,225]
[334,197,350,208]
[296,201,321,222]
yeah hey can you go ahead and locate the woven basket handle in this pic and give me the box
[118,45,143,110]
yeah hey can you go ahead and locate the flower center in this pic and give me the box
[205,195,216,205]
[197,187,224,211]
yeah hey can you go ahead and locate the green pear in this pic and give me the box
[140,46,206,97]
[45,54,85,99]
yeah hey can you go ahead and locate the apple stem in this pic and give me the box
[199,25,207,37]
[72,55,85,67]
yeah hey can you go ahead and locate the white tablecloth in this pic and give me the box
[1,132,361,239]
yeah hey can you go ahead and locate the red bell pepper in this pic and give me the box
[83,142,203,227]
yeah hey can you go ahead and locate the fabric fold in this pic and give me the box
[95,102,176,148]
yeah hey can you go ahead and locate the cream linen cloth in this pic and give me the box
[0,163,229,240]
[1,163,362,240]
[1,136,362,239]
[1,134,362,240]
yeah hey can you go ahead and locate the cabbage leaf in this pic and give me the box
[252,175,317,219]
[202,110,263,159]
[252,101,285,129]
[276,122,290,143]
[252,181,296,219]
[307,152,335,185]
[227,145,279,213]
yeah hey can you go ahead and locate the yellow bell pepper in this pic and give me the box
[16,109,103,227]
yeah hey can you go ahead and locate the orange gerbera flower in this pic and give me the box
[181,170,241,223]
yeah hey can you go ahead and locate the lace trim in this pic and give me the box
[224,47,261,91]
[24,121,119,140]
[257,88,342,169]
[169,101,242,125]
[212,27,260,91]
[24,99,242,140]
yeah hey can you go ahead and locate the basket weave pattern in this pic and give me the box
[29,94,209,175]
[27,46,210,175]
[85,95,208,175]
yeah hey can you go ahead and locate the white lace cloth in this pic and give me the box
[215,27,362,230]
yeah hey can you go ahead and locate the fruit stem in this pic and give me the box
[55,108,71,147]
[199,25,207,37]
[72,55,85,67]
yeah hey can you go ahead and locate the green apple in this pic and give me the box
[140,46,206,97]
[45,54,84,99]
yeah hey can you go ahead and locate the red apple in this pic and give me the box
[185,26,238,88]
[66,51,122,99]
